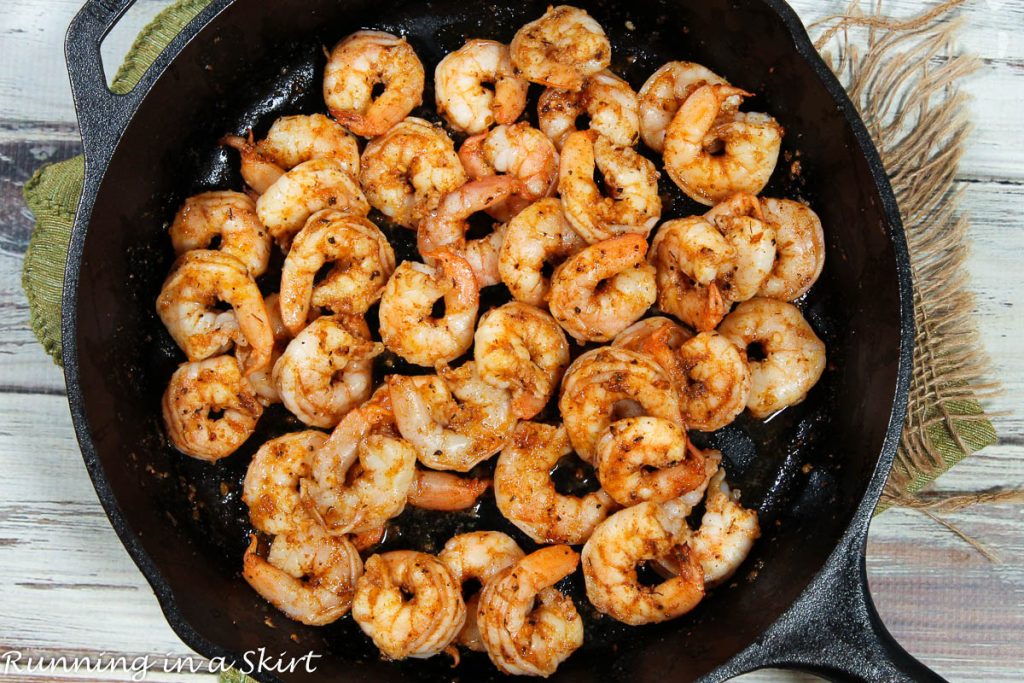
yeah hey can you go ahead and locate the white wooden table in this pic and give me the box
[0,1,1021,681]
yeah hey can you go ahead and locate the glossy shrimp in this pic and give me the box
[435,39,529,134]
[649,216,731,332]
[509,5,611,91]
[703,192,777,302]
[757,198,826,301]
[168,191,271,277]
[242,430,326,535]
[537,69,639,150]
[691,469,760,586]
[637,61,730,153]
[662,331,751,432]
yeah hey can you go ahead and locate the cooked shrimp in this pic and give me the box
[717,298,826,417]
[156,250,274,374]
[378,252,479,367]
[558,130,661,243]
[169,191,271,277]
[495,421,616,545]
[439,531,525,652]
[359,117,467,230]
[612,315,692,355]
[256,157,370,250]
[595,417,707,505]
[538,70,639,150]
[278,211,395,334]
[459,123,559,221]
[662,331,751,431]
[498,198,585,307]
[474,302,570,419]
[323,31,425,137]
[758,198,826,301]
[242,524,362,626]
[352,550,466,660]
[581,501,704,625]
[242,430,325,534]
[408,469,491,511]
[509,5,611,91]
[703,192,777,302]
[637,61,730,153]
[161,356,263,462]
[691,469,760,586]
[238,293,289,406]
[272,315,382,427]
[649,217,731,332]
[389,362,515,472]
[559,346,682,463]
[548,234,657,343]
[435,39,529,135]
[221,114,360,194]
[663,84,783,205]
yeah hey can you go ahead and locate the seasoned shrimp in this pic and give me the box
[324,31,425,137]
[637,61,730,153]
[581,501,704,625]
[758,198,825,301]
[474,302,570,419]
[509,5,611,91]
[169,191,271,277]
[559,346,682,462]
[495,421,616,545]
[703,192,777,302]
[278,211,395,334]
[548,234,657,343]
[352,550,466,660]
[156,250,274,374]
[538,70,639,150]
[595,417,707,505]
[663,84,783,205]
[408,469,491,511]
[243,524,362,626]
[273,315,382,427]
[162,356,263,461]
[242,430,325,534]
[389,362,515,472]
[691,469,760,586]
[460,123,558,221]
[221,114,360,194]
[435,39,529,134]
[497,198,585,307]
[238,293,290,406]
[718,298,825,417]
[256,157,370,250]
[478,545,582,677]
[378,252,479,367]
[665,331,751,431]
[359,117,467,230]
[612,315,692,355]
[558,130,661,243]
[439,531,525,652]
[649,217,731,332]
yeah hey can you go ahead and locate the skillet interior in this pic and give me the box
[71,0,905,679]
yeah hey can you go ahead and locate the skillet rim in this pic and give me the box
[60,0,915,678]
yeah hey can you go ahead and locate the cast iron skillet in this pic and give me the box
[62,0,943,680]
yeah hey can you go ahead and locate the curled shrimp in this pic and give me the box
[612,315,692,355]
[474,302,570,419]
[435,39,529,135]
[538,70,639,149]
[418,177,520,287]
[497,198,585,308]
[548,234,657,343]
[649,216,731,332]
[637,61,730,153]
[156,250,274,375]
[663,84,783,205]
[595,417,707,505]
[237,293,291,407]
[243,524,363,626]
[221,114,360,194]
[459,123,559,221]
[558,130,661,243]
[324,31,425,137]
[352,550,466,660]
[161,356,263,462]
[278,211,395,334]
[495,421,616,545]
[703,192,777,302]
[408,469,491,511]
[717,297,826,417]
[378,252,479,367]
[656,331,751,432]
[691,469,760,587]
[359,117,467,230]
[581,501,704,625]
[758,198,826,301]
[439,531,525,652]
[477,545,583,677]
[389,361,515,472]
[272,315,382,427]
[559,346,682,463]
[242,430,325,535]
[256,157,370,250]
[169,191,271,277]
[509,5,611,91]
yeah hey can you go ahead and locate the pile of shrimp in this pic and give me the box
[154,4,827,676]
